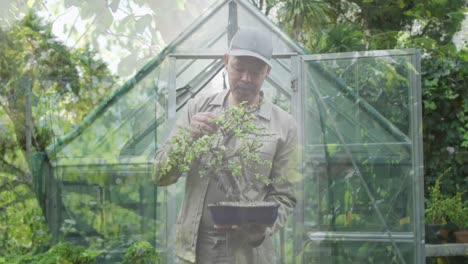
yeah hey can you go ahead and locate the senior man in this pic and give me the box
[153,28,298,264]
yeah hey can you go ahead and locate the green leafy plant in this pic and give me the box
[162,102,274,201]
[0,242,101,264]
[121,241,160,264]
[425,169,468,229]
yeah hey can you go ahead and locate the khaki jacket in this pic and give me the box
[153,89,298,263]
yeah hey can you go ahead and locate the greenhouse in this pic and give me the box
[31,0,424,263]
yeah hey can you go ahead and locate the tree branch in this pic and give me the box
[265,0,274,16]
[0,194,33,212]
[0,176,31,192]
[0,157,26,179]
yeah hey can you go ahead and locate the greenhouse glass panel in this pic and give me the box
[300,50,424,264]
[42,57,173,261]
[236,1,298,54]
[51,59,171,166]
[174,2,229,53]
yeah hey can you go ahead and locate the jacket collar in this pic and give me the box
[209,89,272,121]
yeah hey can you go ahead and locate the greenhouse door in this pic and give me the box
[298,49,424,264]
[162,52,303,264]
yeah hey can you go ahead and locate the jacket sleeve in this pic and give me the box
[264,119,300,234]
[152,99,195,186]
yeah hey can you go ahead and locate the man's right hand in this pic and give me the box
[190,112,218,139]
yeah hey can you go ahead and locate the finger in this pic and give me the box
[213,224,240,230]
[201,123,217,134]
[192,121,216,135]
[193,112,217,121]
[192,114,217,131]
[244,224,266,234]
[198,112,217,119]
[249,224,267,229]
[189,122,204,139]
[192,116,216,128]
[214,225,235,230]
[193,113,218,129]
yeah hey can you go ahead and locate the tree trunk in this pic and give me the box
[24,78,34,177]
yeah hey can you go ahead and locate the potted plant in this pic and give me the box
[425,172,468,243]
[161,102,281,226]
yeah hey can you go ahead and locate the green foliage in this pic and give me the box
[425,170,468,228]
[163,103,273,200]
[0,11,115,152]
[419,48,467,196]
[0,242,101,264]
[0,241,161,264]
[249,0,281,16]
[0,11,116,186]
[0,185,51,255]
[121,241,160,264]
[0,11,116,258]
[277,0,335,40]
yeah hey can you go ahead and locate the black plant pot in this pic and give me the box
[425,223,459,244]
[208,201,279,226]
[425,224,443,244]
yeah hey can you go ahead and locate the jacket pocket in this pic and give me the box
[256,138,277,179]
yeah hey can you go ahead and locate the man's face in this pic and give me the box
[224,55,271,104]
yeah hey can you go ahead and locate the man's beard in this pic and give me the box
[233,82,257,102]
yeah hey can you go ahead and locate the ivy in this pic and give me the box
[421,49,467,196]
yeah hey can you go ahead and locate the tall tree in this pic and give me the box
[0,12,115,255]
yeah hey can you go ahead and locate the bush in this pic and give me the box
[0,241,161,264]
[0,242,101,264]
[425,170,468,228]
[121,241,160,264]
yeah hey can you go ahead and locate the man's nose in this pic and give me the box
[240,71,252,82]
